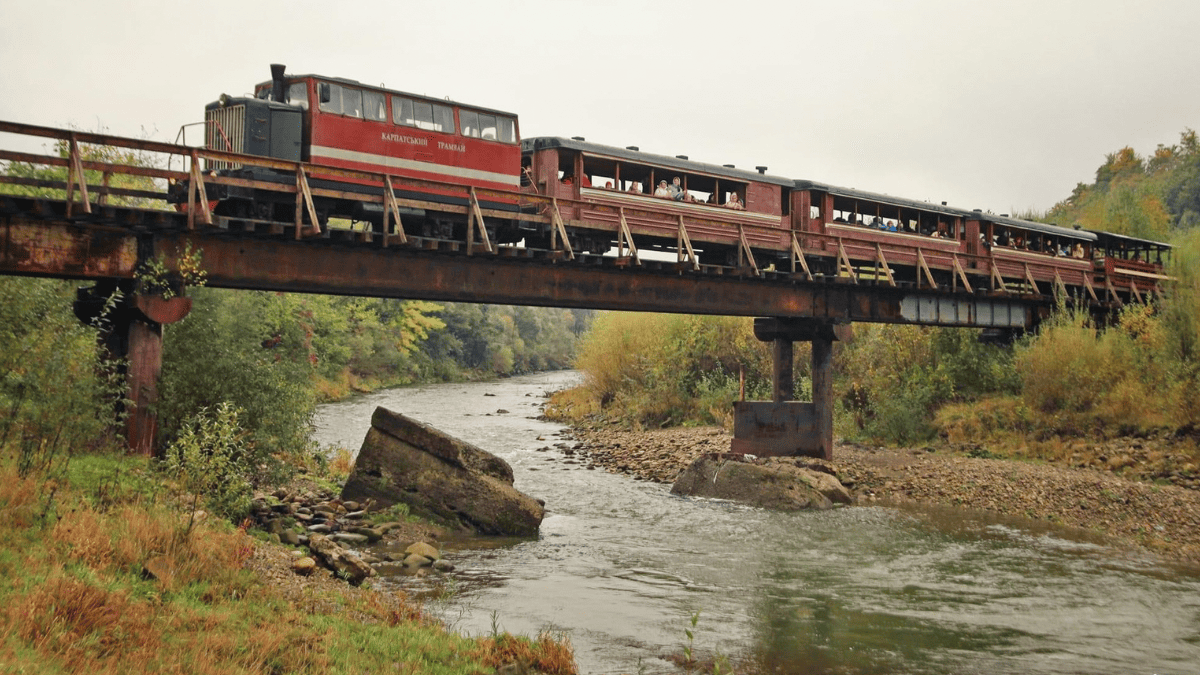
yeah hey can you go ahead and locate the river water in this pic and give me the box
[313,371,1200,675]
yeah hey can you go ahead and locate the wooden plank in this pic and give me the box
[990,258,1009,293]
[676,214,698,270]
[1024,263,1040,295]
[616,207,640,264]
[550,198,575,260]
[952,255,972,293]
[1053,271,1068,302]
[790,232,813,281]
[1106,277,1123,306]
[916,248,937,290]
[295,166,320,238]
[836,239,858,284]
[1082,270,1099,303]
[188,150,213,230]
[874,243,895,286]
[65,136,92,218]
[738,224,760,276]
[382,175,406,246]
[467,186,493,255]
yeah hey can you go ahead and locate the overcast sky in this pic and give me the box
[2,0,1198,214]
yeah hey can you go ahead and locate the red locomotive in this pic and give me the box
[172,64,525,243]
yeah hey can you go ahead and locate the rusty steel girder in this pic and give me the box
[151,233,1033,325]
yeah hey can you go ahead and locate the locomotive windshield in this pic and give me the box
[253,82,308,109]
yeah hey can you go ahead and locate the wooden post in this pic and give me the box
[126,316,163,455]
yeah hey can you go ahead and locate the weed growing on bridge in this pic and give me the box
[135,241,208,300]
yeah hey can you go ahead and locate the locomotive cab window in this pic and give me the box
[318,83,363,118]
[392,96,454,133]
[255,82,310,110]
[287,83,309,109]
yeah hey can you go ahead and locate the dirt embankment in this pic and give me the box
[562,425,1200,565]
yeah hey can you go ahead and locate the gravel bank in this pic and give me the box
[564,425,1200,565]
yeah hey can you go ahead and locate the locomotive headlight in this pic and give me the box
[218,93,230,107]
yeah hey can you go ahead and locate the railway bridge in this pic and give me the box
[0,122,1127,458]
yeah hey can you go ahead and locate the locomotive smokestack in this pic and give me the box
[270,63,287,102]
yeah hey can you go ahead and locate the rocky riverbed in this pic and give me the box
[561,425,1200,565]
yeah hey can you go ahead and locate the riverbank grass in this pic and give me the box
[0,448,576,674]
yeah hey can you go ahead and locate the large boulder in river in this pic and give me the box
[341,407,544,536]
[670,453,852,510]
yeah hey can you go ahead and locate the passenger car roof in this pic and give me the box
[795,180,1097,241]
[523,137,794,188]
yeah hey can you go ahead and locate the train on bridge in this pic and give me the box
[168,64,1170,305]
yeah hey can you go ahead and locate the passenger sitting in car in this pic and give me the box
[1072,243,1085,258]
[654,180,670,197]
[628,182,643,194]
[668,177,685,201]
[726,193,745,210]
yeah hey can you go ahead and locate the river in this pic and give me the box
[313,371,1200,675]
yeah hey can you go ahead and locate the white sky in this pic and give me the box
[2,0,1198,214]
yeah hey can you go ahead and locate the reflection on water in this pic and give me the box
[314,372,1200,674]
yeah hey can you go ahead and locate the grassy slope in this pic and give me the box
[0,450,575,675]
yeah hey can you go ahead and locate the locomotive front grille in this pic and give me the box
[205,105,245,171]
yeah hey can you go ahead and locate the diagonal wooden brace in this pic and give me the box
[550,198,575,260]
[187,149,213,229]
[65,135,92,218]
[295,165,320,238]
[382,175,406,246]
[738,224,759,275]
[837,240,858,283]
[616,207,640,264]
[874,243,895,286]
[790,232,813,281]
[1082,270,1099,303]
[1024,264,1040,295]
[952,255,972,293]
[676,215,698,270]
[466,187,493,255]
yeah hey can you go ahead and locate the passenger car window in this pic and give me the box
[478,114,497,140]
[363,91,386,121]
[393,96,414,126]
[434,105,454,133]
[497,117,515,143]
[392,96,453,132]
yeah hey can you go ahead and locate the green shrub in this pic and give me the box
[163,402,253,524]
[0,278,127,475]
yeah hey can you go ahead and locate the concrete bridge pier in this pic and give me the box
[731,318,851,460]
[74,281,191,456]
